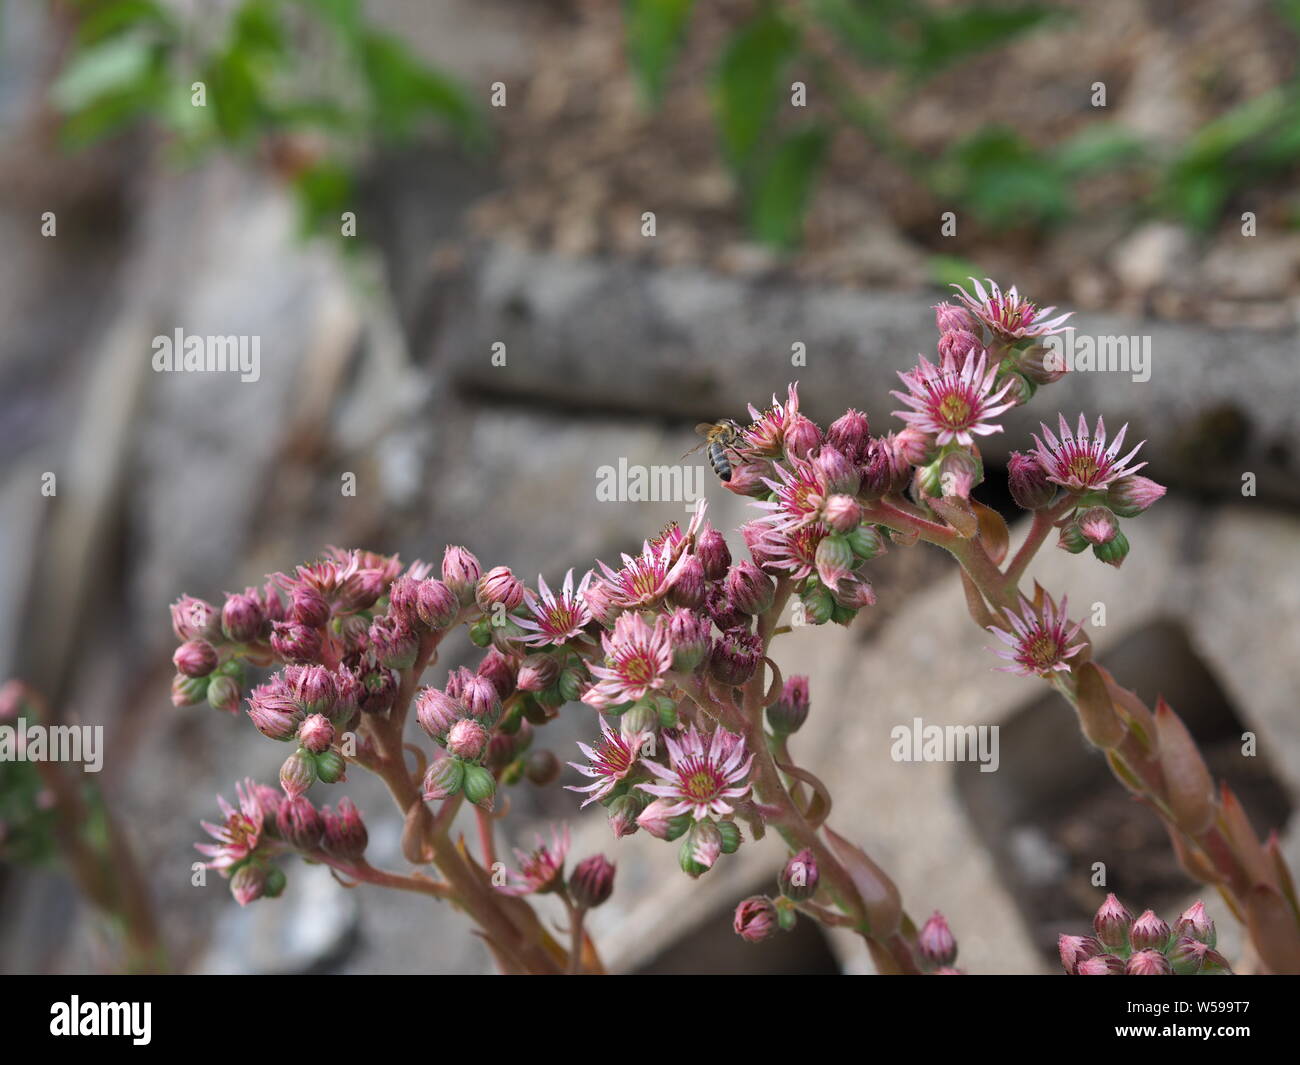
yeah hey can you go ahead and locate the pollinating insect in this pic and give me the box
[683,420,744,482]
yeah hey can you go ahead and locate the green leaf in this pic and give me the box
[357,31,485,146]
[937,125,1069,228]
[50,33,156,112]
[715,10,799,168]
[624,0,695,104]
[907,5,1060,80]
[749,125,828,247]
[928,253,983,289]
[811,0,913,68]
[1054,123,1145,176]
[293,159,355,239]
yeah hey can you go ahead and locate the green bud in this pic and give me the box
[1058,521,1089,554]
[717,820,743,855]
[468,616,494,647]
[557,667,585,703]
[799,583,835,626]
[262,865,287,899]
[1092,528,1130,569]
[314,749,346,784]
[462,764,497,808]
[845,523,886,560]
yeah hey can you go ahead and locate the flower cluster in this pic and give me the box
[1060,896,1231,975]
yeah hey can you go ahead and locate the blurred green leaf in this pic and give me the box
[715,9,799,168]
[51,33,156,112]
[357,31,485,146]
[293,158,355,240]
[749,125,829,247]
[1054,123,1145,176]
[937,125,1069,228]
[624,0,695,104]
[811,0,913,68]
[928,253,983,289]
[907,4,1059,80]
[74,0,175,45]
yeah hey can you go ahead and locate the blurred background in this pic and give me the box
[2,0,1299,975]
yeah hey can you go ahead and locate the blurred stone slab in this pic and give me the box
[434,243,1300,504]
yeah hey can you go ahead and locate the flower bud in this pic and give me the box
[938,329,983,363]
[280,749,317,797]
[270,621,322,663]
[607,793,643,838]
[415,688,461,740]
[918,911,958,967]
[261,865,287,898]
[338,569,386,614]
[1126,909,1170,952]
[812,445,860,496]
[783,414,822,460]
[447,718,489,761]
[359,665,398,715]
[369,617,417,670]
[330,666,361,726]
[171,672,208,707]
[1078,505,1119,546]
[1106,475,1166,518]
[1076,953,1125,974]
[476,648,516,701]
[708,628,763,687]
[1057,521,1089,554]
[221,593,264,643]
[636,798,682,839]
[1125,949,1172,975]
[718,819,744,855]
[441,546,482,606]
[284,664,337,715]
[814,534,855,591]
[1091,528,1130,569]
[462,763,497,809]
[1007,450,1055,510]
[779,848,819,901]
[1093,893,1133,951]
[416,578,459,630]
[289,585,330,629]
[833,575,877,612]
[277,795,324,851]
[461,674,503,727]
[322,797,368,861]
[1172,901,1216,947]
[476,566,525,612]
[938,450,980,500]
[734,896,778,942]
[826,409,871,465]
[768,675,810,736]
[1017,342,1068,385]
[798,582,835,626]
[422,756,465,801]
[845,523,886,560]
[171,595,220,642]
[664,553,705,609]
[569,854,616,909]
[517,653,559,693]
[207,674,241,713]
[174,639,218,679]
[665,608,711,672]
[726,560,775,616]
[820,494,862,535]
[524,748,561,786]
[247,684,304,741]
[298,713,335,754]
[1058,934,1105,974]
[231,863,267,906]
[314,748,346,784]
[696,529,732,580]
[934,301,976,334]
[387,575,422,629]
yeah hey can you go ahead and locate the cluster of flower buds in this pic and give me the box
[1059,896,1231,975]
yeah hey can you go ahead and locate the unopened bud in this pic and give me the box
[569,854,616,909]
[1091,528,1130,568]
[298,713,335,753]
[696,529,732,580]
[668,555,706,609]
[322,796,368,861]
[289,585,330,629]
[231,863,267,906]
[441,545,482,605]
[1093,893,1134,951]
[768,675,810,736]
[277,795,324,851]
[422,756,465,801]
[918,911,958,967]
[1125,949,1172,975]
[447,718,489,761]
[1058,934,1105,974]
[221,593,264,643]
[1007,451,1055,510]
[778,847,819,901]
[733,896,778,942]
[516,653,559,692]
[174,640,218,678]
[476,565,525,612]
[726,560,775,615]
[1106,475,1166,518]
[462,763,497,809]
[280,749,317,797]
[207,674,241,713]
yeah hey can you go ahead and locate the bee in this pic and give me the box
[682,419,744,482]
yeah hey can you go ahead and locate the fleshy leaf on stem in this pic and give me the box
[823,825,901,940]
[1153,697,1216,836]
[1073,662,1126,749]
[1244,884,1300,974]
[971,500,1010,565]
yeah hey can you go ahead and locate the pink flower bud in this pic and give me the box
[330,666,361,725]
[1092,528,1130,568]
[441,545,482,605]
[476,565,525,612]
[893,427,932,468]
[708,628,763,686]
[768,675,810,735]
[447,718,488,761]
[1075,954,1125,974]
[171,672,208,707]
[386,575,422,628]
[422,756,465,801]
[814,534,854,591]
[1058,520,1089,554]
[174,639,218,678]
[277,794,324,851]
[207,674,241,713]
[1129,909,1172,952]
[569,854,616,909]
[918,911,958,967]
[696,529,732,580]
[516,653,559,692]
[221,593,264,643]
[284,664,337,715]
[1078,505,1119,546]
[337,570,385,613]
[416,578,459,630]
[289,585,330,629]
[778,848,819,901]
[1172,900,1215,946]
[369,616,417,669]
[230,863,267,906]
[171,595,220,642]
[783,414,822,460]
[298,713,335,754]
[1007,450,1055,510]
[821,493,862,534]
[1125,949,1172,975]
[1093,893,1134,951]
[938,450,980,500]
[270,621,322,663]
[667,607,712,672]
[1017,343,1068,385]
[636,798,679,839]
[1107,474,1166,518]
[685,820,722,872]
[280,749,317,797]
[826,409,871,465]
[358,666,398,715]
[322,797,368,861]
[934,301,976,334]
[461,674,503,727]
[476,648,517,699]
[667,554,706,609]
[607,794,643,838]
[835,577,878,613]
[739,520,782,574]
[583,579,621,627]
[811,445,861,496]
[247,683,304,741]
[723,458,772,498]
[725,560,774,615]
[937,329,983,362]
[1058,934,1105,974]
[733,896,778,942]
